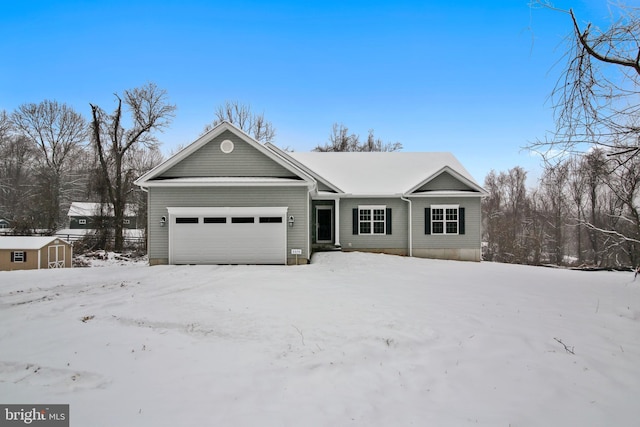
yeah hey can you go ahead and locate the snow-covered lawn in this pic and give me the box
[1,252,639,426]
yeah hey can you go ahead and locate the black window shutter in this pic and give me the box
[459,207,465,235]
[386,208,392,235]
[425,208,431,234]
[352,208,359,235]
[24,252,27,262]
[11,252,14,262]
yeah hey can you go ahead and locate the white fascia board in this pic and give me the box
[312,191,484,200]
[404,191,485,198]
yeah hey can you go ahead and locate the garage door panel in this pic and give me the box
[168,207,287,265]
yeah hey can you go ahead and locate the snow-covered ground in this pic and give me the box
[1,252,639,426]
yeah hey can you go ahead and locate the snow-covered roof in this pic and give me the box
[288,152,484,196]
[0,236,70,250]
[68,202,136,217]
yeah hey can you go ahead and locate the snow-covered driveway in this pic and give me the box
[1,252,639,426]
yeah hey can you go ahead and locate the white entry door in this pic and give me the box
[168,207,287,265]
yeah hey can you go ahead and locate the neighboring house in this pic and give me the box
[68,202,138,230]
[0,236,73,271]
[0,219,10,229]
[135,121,487,266]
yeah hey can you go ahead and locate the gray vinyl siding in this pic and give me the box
[415,172,474,192]
[160,130,297,179]
[339,198,408,250]
[337,196,481,253]
[148,185,308,261]
[412,196,482,249]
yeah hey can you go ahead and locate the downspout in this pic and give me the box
[401,196,412,257]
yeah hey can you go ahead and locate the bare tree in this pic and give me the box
[539,161,569,264]
[0,110,11,140]
[203,101,275,144]
[530,2,640,161]
[566,155,587,263]
[314,123,403,152]
[10,100,87,230]
[0,115,35,226]
[481,167,533,263]
[90,82,176,251]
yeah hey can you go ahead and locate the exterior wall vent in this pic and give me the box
[220,139,234,154]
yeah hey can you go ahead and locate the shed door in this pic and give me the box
[168,207,287,265]
[48,245,65,268]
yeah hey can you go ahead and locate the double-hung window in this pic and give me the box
[11,251,26,263]
[358,206,386,235]
[430,205,460,235]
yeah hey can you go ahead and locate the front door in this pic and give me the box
[316,206,333,243]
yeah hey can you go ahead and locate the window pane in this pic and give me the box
[432,222,444,234]
[204,217,226,224]
[432,209,444,220]
[446,209,458,221]
[373,209,385,221]
[231,217,254,223]
[359,209,371,221]
[360,222,371,234]
[373,222,385,234]
[446,222,458,234]
[259,217,283,223]
[176,217,199,224]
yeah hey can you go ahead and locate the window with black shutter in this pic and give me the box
[426,205,464,235]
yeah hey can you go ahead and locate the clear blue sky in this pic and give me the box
[0,0,613,185]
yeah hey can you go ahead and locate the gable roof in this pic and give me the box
[287,152,486,196]
[135,121,315,187]
[0,236,70,250]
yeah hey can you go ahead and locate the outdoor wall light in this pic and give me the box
[288,215,295,227]
[160,216,167,227]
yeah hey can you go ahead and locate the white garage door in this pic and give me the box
[168,207,287,265]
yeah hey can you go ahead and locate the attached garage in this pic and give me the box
[167,207,288,265]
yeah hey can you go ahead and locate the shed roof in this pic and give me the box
[0,236,70,250]
[288,152,484,196]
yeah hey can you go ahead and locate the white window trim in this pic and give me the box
[13,251,25,263]
[358,205,386,235]
[431,204,459,235]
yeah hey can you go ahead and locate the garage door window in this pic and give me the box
[232,217,255,223]
[176,217,199,224]
[259,217,283,223]
[204,217,227,224]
